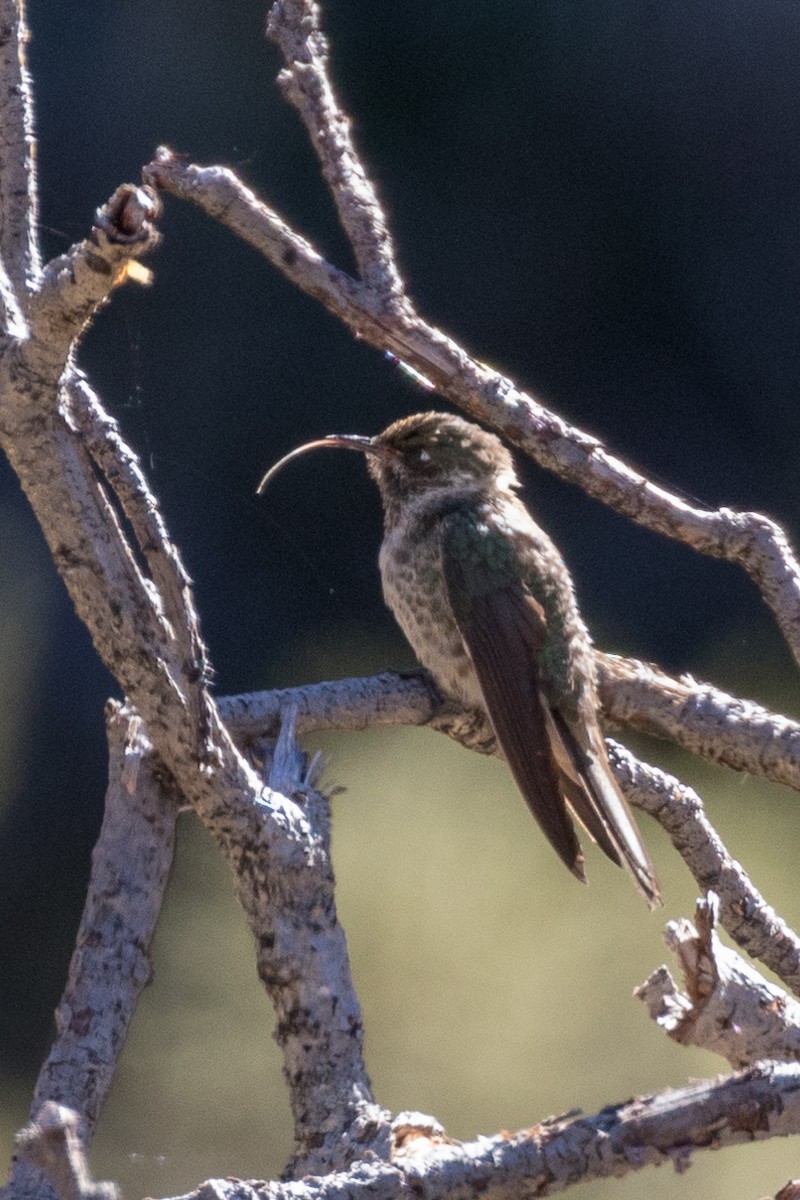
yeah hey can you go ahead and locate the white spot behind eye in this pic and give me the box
[418,449,431,462]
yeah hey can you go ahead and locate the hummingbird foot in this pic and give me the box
[429,704,499,757]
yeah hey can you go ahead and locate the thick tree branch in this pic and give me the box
[6,709,177,1200]
[254,710,389,1177]
[0,181,383,1176]
[36,709,177,1131]
[0,0,39,298]
[147,1063,800,1200]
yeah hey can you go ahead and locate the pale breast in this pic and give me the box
[378,522,484,708]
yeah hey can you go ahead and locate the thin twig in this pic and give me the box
[610,742,800,996]
[266,0,408,308]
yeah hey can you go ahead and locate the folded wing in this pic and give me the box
[442,514,660,906]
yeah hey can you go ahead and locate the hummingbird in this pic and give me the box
[258,411,660,906]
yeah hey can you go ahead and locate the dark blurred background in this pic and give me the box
[2,2,800,1197]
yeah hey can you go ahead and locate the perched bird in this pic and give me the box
[258,411,660,906]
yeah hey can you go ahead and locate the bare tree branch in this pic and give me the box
[610,743,800,996]
[256,709,390,1177]
[150,1063,800,1200]
[219,671,439,741]
[0,0,40,298]
[27,185,160,367]
[219,657,800,794]
[596,654,800,791]
[637,895,800,1067]
[397,1065,800,1200]
[12,1105,117,1200]
[26,1050,795,1200]
[220,669,800,995]
[64,373,217,758]
[0,177,383,1176]
[265,0,407,307]
[6,708,177,1200]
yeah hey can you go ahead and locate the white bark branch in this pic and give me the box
[609,744,800,996]
[22,1063,800,1200]
[0,180,383,1177]
[218,672,800,996]
[0,0,39,299]
[638,895,800,1068]
[152,1063,800,1200]
[265,0,407,307]
[256,710,390,1176]
[12,1105,117,1200]
[219,656,800,794]
[7,709,177,1200]
[596,654,800,791]
[219,670,439,741]
[27,185,160,369]
[64,373,217,758]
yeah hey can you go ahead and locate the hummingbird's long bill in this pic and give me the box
[257,435,376,495]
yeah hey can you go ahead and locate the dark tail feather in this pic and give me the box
[548,708,661,908]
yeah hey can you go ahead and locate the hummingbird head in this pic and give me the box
[366,412,518,501]
[257,411,518,511]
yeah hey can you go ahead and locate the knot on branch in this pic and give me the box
[637,894,800,1068]
[392,1111,455,1157]
[95,184,161,247]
